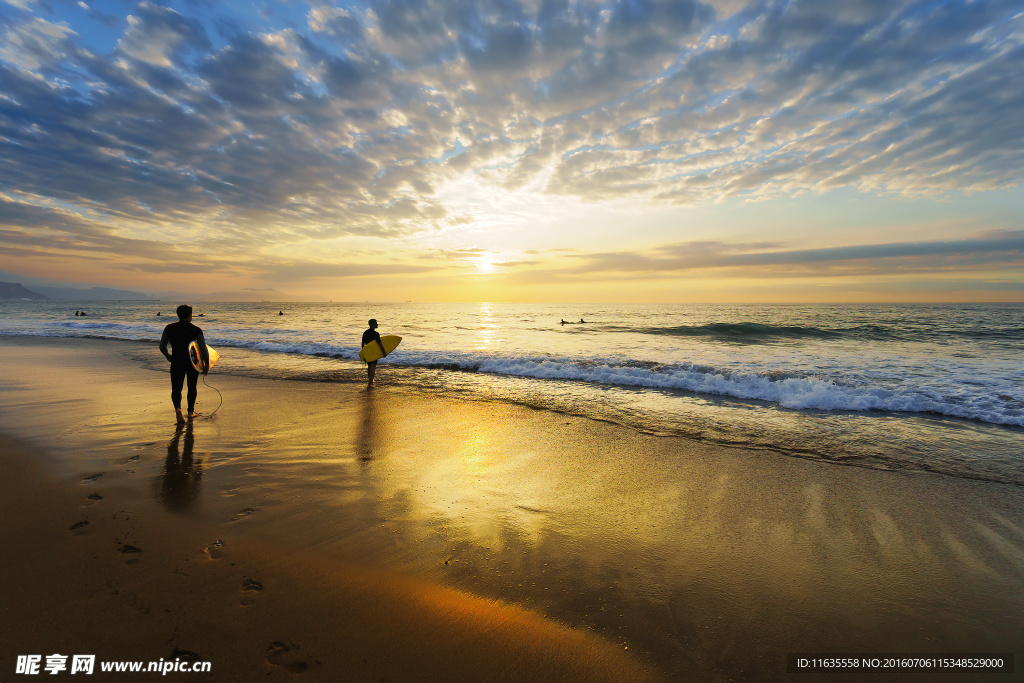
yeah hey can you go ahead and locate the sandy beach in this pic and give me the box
[1,335,1022,681]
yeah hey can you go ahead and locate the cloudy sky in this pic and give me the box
[1,0,1022,302]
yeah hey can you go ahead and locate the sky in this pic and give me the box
[1,0,1022,302]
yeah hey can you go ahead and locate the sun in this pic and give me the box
[476,257,495,273]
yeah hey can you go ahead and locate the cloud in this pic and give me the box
[1,0,1021,285]
[417,247,492,261]
[0,14,77,71]
[118,2,210,68]
[506,231,1024,282]
[255,259,440,281]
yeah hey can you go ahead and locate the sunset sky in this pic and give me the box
[1,0,1022,302]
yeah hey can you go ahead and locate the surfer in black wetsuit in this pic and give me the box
[159,304,209,424]
[362,319,387,386]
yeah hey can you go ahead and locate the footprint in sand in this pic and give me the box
[266,642,309,674]
[230,507,256,522]
[69,520,89,534]
[125,592,150,615]
[86,492,103,502]
[82,473,104,484]
[240,578,263,606]
[116,541,142,564]
[204,539,226,560]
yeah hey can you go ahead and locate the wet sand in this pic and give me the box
[0,335,1022,681]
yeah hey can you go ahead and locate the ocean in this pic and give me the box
[2,300,1022,485]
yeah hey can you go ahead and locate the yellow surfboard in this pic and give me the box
[189,340,220,372]
[359,335,401,362]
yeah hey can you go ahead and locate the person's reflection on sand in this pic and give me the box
[356,391,381,463]
[156,422,203,512]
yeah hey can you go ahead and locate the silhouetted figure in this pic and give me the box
[159,304,210,424]
[362,318,387,386]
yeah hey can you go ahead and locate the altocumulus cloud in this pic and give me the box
[0,0,1022,271]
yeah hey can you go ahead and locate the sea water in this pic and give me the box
[2,301,1022,485]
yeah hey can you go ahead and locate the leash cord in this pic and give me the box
[202,374,223,417]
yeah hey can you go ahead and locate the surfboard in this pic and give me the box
[189,341,220,372]
[359,335,401,363]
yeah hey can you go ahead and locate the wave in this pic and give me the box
[5,326,1022,428]
[225,338,354,359]
[626,322,869,342]
[378,349,1024,428]
[957,327,1024,340]
[50,321,139,331]
[620,322,1024,344]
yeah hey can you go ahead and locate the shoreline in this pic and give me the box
[1,335,1022,680]
[4,325,1022,489]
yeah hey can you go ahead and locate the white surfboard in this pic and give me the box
[188,341,219,372]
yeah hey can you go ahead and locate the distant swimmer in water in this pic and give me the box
[561,319,567,325]
[362,318,387,386]
[159,304,210,424]
[279,311,283,316]
[579,318,585,323]
[156,311,161,316]
[75,310,80,316]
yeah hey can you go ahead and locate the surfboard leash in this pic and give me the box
[202,373,224,418]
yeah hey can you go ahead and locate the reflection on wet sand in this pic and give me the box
[155,422,202,513]
[356,389,398,465]
[357,390,379,462]
[313,400,1024,679]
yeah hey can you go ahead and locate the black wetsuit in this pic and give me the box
[361,328,381,347]
[159,321,208,413]
[362,327,383,363]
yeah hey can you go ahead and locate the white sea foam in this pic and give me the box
[332,341,1021,427]
[51,321,137,331]
[3,301,1023,431]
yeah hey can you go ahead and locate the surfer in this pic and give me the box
[362,319,387,386]
[159,304,210,424]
